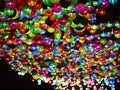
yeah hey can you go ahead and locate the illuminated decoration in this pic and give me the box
[0,0,120,89]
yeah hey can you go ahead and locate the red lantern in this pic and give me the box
[36,40,42,44]
[33,1,42,10]
[18,29,26,34]
[86,25,92,31]
[48,46,54,51]
[99,8,106,15]
[5,56,11,62]
[75,42,82,49]
[59,18,68,25]
[82,10,88,15]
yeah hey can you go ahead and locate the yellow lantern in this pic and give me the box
[26,0,38,7]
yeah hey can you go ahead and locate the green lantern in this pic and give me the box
[22,6,32,15]
[4,8,15,17]
[42,0,51,6]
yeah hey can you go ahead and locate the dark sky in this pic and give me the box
[0,59,54,90]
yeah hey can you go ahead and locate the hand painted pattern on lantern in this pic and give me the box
[0,0,120,89]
